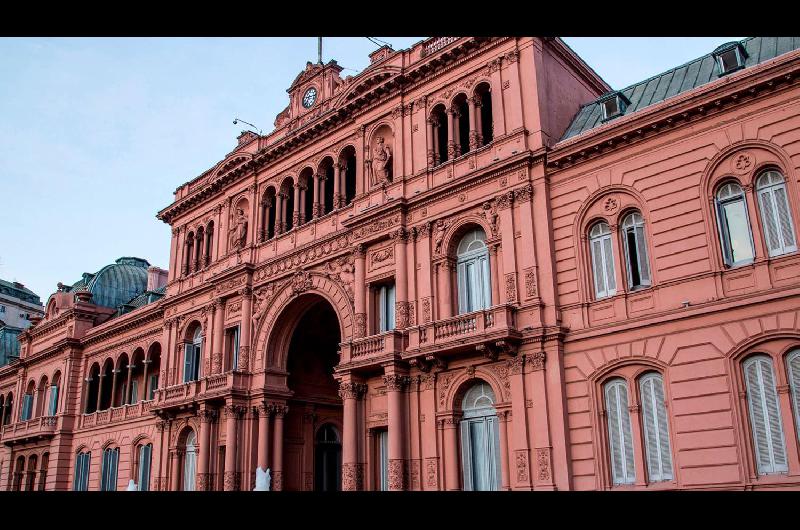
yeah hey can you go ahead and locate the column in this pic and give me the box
[467,96,478,151]
[195,231,203,271]
[110,369,119,408]
[474,95,484,147]
[384,367,409,491]
[141,359,151,401]
[293,182,302,226]
[444,416,460,490]
[257,404,271,472]
[333,163,343,209]
[498,410,511,491]
[259,198,267,242]
[452,108,461,157]
[272,404,287,491]
[497,191,518,305]
[124,363,134,405]
[197,409,214,491]
[426,117,436,167]
[170,449,182,491]
[276,193,285,235]
[315,173,324,216]
[224,404,240,491]
[392,228,409,328]
[212,298,224,374]
[339,378,366,491]
[82,377,91,413]
[239,287,252,371]
[95,373,104,411]
[447,107,455,160]
[354,245,367,338]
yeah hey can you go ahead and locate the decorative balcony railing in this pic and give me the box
[407,304,517,354]
[421,37,459,58]
[1,415,57,442]
[340,330,405,366]
[151,372,249,410]
[79,401,154,429]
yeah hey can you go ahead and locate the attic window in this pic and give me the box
[599,92,629,122]
[713,42,747,76]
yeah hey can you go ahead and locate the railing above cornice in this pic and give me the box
[420,37,459,58]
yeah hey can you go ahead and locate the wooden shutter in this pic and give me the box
[759,188,782,255]
[774,185,797,251]
[48,385,58,416]
[788,351,800,442]
[73,454,83,491]
[604,380,635,485]
[744,356,788,474]
[460,420,472,491]
[457,261,468,314]
[635,225,651,285]
[602,235,616,294]
[183,344,193,383]
[138,444,152,491]
[481,254,492,308]
[387,283,396,331]
[640,374,673,482]
[82,452,91,491]
[591,239,606,298]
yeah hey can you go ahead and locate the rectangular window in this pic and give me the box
[47,385,59,416]
[719,199,755,265]
[376,429,388,491]
[129,380,138,405]
[184,343,200,382]
[100,448,119,491]
[226,326,240,371]
[73,452,90,491]
[138,444,152,491]
[604,381,636,485]
[148,374,158,400]
[20,394,33,421]
[376,283,396,333]
[744,356,788,474]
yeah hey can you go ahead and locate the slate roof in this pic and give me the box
[118,285,166,315]
[67,257,151,311]
[0,279,41,305]
[561,37,800,141]
[0,326,22,366]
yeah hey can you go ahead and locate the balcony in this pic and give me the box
[79,401,154,429]
[405,304,520,357]
[1,416,57,444]
[339,330,405,369]
[151,371,250,411]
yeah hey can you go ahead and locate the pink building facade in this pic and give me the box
[3,36,800,491]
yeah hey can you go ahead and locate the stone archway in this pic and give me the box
[268,293,344,491]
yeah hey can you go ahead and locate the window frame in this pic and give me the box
[374,281,396,334]
[637,372,674,482]
[456,229,492,314]
[621,211,652,291]
[715,181,756,267]
[73,451,91,491]
[755,170,797,258]
[589,221,617,299]
[100,446,119,491]
[603,377,636,486]
[742,354,789,475]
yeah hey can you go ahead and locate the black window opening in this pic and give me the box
[713,42,748,76]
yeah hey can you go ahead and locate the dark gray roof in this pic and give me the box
[118,285,166,315]
[0,326,22,366]
[561,37,800,141]
[68,257,151,310]
[0,279,41,305]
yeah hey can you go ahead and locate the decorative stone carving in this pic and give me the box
[369,136,392,186]
[422,297,432,323]
[536,447,552,482]
[388,459,405,490]
[342,463,365,491]
[505,272,517,303]
[604,196,619,213]
[224,471,239,491]
[482,200,499,237]
[516,450,530,483]
[425,457,439,488]
[514,184,533,203]
[338,381,367,400]
[229,207,248,250]
[383,374,410,391]
[238,345,250,371]
[290,268,313,296]
[354,313,366,338]
[497,190,514,210]
[395,301,410,329]
[433,219,448,255]
[524,267,537,298]
[323,254,355,302]
[253,282,276,317]
[528,351,546,371]
[731,151,754,174]
[370,246,394,265]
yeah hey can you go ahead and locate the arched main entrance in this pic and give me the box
[273,294,343,491]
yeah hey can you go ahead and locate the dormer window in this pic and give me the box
[713,42,748,76]
[599,92,629,122]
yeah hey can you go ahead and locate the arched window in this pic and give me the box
[183,431,197,491]
[38,452,49,491]
[743,355,788,474]
[184,327,202,383]
[787,349,800,445]
[756,170,797,257]
[2,393,12,426]
[25,454,37,491]
[604,378,635,485]
[73,451,91,491]
[315,424,341,491]
[456,229,491,314]
[0,395,5,428]
[621,212,651,290]
[430,104,449,166]
[475,82,493,146]
[460,381,501,491]
[20,382,34,421]
[341,146,357,206]
[715,182,755,266]
[638,373,673,482]
[205,221,214,266]
[100,446,119,491]
[48,372,61,416]
[13,456,25,491]
[137,443,153,491]
[589,222,616,299]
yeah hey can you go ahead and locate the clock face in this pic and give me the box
[302,87,317,109]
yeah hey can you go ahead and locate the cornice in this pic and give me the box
[547,50,800,171]
[81,305,164,348]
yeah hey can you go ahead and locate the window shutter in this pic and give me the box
[744,357,788,474]
[184,344,193,383]
[487,416,501,491]
[73,454,83,491]
[640,374,673,482]
[457,261,468,314]
[466,261,477,312]
[759,188,781,255]
[591,239,606,298]
[460,420,472,491]
[130,381,138,405]
[788,352,800,442]
[149,374,158,400]
[83,452,91,491]
[233,326,240,370]
[378,430,388,491]
[605,381,635,485]
[602,235,616,294]
[481,255,492,308]
[635,225,651,285]
[48,385,58,416]
[652,376,673,480]
[387,284,396,330]
[138,445,151,491]
[774,185,796,251]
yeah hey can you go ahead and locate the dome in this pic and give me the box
[70,257,150,310]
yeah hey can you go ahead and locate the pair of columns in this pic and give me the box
[426,95,484,167]
[210,289,252,375]
[182,230,213,276]
[254,402,288,491]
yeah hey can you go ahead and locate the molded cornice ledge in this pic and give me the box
[547,49,800,171]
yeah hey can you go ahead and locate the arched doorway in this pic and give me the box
[459,381,502,491]
[272,294,343,491]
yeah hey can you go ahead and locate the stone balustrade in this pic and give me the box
[406,304,517,355]
[0,415,58,442]
[78,401,154,429]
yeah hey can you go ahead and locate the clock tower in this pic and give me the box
[274,59,345,129]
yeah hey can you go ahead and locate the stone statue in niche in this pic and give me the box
[369,136,392,186]
[229,208,248,250]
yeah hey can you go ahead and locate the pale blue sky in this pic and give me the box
[0,37,743,302]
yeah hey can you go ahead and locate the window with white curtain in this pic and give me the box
[73,452,91,491]
[621,212,651,290]
[100,447,119,491]
[756,170,797,257]
[137,443,152,491]
[743,355,788,475]
[456,229,492,314]
[716,182,755,266]
[376,429,388,491]
[376,283,396,333]
[638,373,673,482]
[184,327,202,383]
[460,381,501,491]
[589,222,617,299]
[183,431,197,491]
[604,378,635,485]
[47,385,58,416]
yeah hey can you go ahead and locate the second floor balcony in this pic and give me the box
[79,401,154,429]
[151,371,250,411]
[1,416,57,444]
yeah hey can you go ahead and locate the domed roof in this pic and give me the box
[70,257,150,310]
